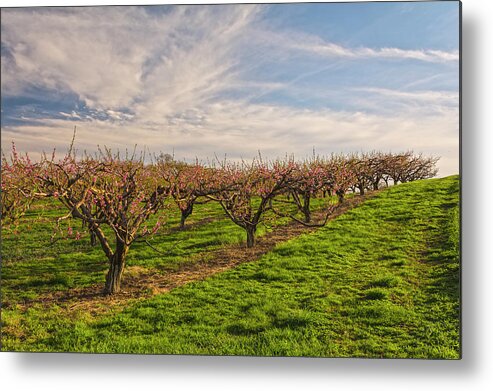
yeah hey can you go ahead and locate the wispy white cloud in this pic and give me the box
[348,87,459,115]
[1,5,264,112]
[262,31,459,63]
[353,88,458,103]
[340,46,458,63]
[59,111,81,119]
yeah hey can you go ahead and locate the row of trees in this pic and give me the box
[1,145,438,294]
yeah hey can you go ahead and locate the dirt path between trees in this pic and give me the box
[12,193,377,315]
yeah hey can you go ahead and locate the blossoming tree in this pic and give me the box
[37,150,169,294]
[208,159,296,248]
[157,160,216,229]
[1,143,40,227]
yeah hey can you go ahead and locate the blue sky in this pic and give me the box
[1,2,460,175]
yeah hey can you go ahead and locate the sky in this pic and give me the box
[0,1,460,176]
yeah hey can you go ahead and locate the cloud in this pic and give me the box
[2,7,150,107]
[59,111,81,119]
[346,87,459,116]
[353,87,459,103]
[262,31,459,63]
[1,5,264,112]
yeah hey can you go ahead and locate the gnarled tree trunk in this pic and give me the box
[90,229,97,246]
[179,203,194,229]
[104,238,128,295]
[336,189,345,204]
[246,225,256,248]
[302,193,311,223]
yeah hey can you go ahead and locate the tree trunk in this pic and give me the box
[246,225,256,248]
[358,183,365,196]
[302,193,311,223]
[179,204,194,229]
[104,239,128,295]
[90,229,97,246]
[337,190,345,204]
[373,181,380,191]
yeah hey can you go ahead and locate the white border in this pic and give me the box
[1,1,492,390]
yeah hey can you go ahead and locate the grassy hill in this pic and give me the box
[1,176,460,358]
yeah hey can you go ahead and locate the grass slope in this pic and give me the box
[1,176,460,357]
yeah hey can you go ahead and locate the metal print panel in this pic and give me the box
[0,1,461,358]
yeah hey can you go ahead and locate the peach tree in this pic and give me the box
[37,149,168,294]
[208,159,296,248]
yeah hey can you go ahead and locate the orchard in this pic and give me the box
[1,145,439,295]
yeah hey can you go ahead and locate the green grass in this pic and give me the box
[1,176,460,357]
[1,195,331,304]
